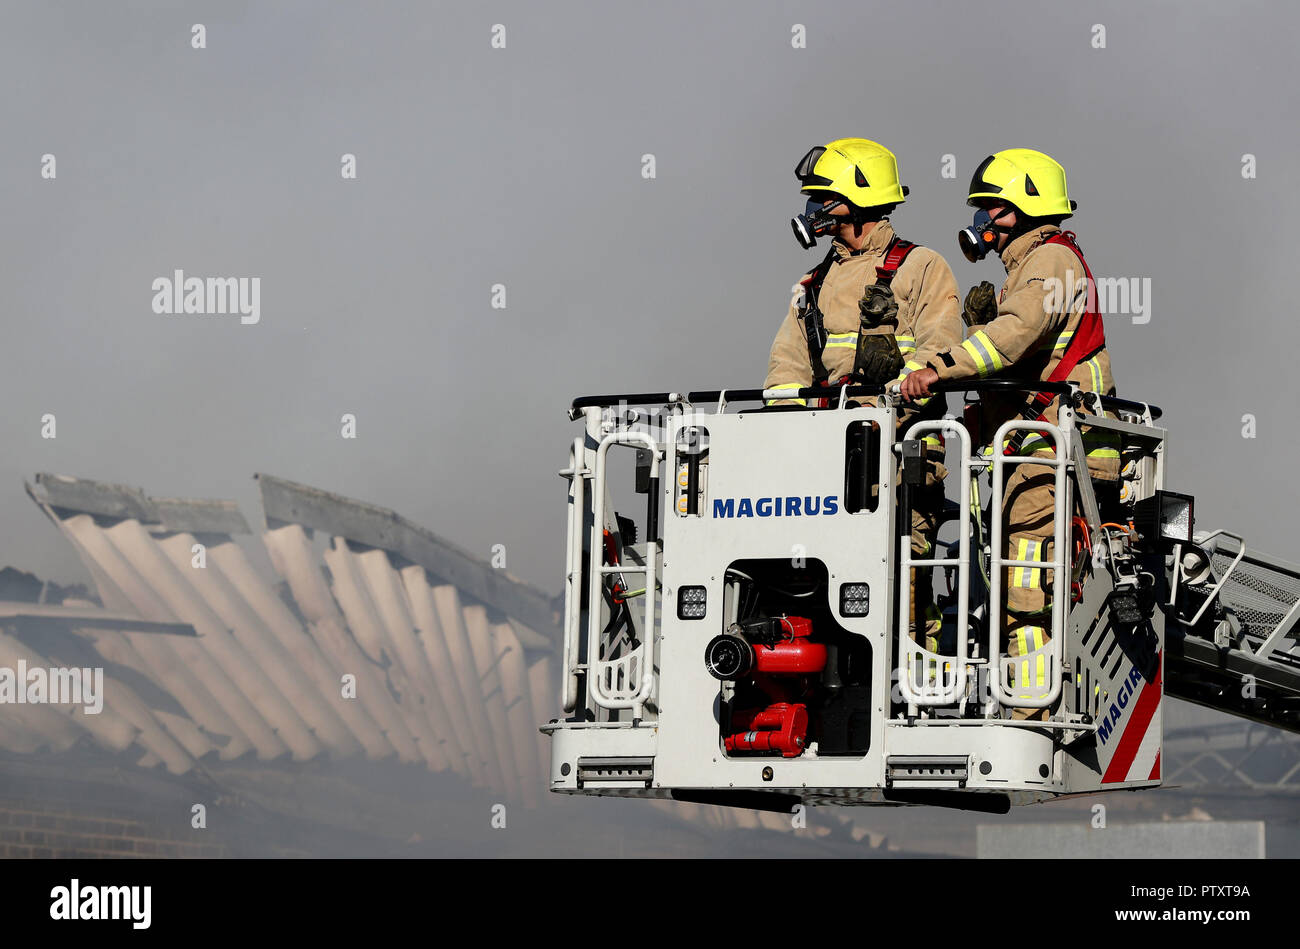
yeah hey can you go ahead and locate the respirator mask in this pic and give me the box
[791,196,847,249]
[958,208,1000,262]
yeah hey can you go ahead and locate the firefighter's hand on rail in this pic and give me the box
[900,367,939,401]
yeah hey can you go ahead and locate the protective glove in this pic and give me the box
[853,333,906,386]
[962,280,997,327]
[859,284,899,329]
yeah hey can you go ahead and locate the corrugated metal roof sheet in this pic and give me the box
[13,472,560,804]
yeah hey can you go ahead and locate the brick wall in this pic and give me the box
[0,753,331,858]
[0,805,225,859]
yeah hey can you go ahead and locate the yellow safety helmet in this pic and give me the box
[795,138,908,209]
[967,148,1076,218]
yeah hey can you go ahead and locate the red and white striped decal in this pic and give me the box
[1101,654,1163,784]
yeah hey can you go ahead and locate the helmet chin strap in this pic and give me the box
[845,205,872,225]
[1003,215,1037,243]
[837,206,887,251]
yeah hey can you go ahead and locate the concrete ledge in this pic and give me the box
[976,820,1265,858]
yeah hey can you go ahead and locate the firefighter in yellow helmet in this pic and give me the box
[900,148,1121,719]
[766,138,963,652]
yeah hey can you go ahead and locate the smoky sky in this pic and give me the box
[2,0,1296,599]
[3,0,1299,859]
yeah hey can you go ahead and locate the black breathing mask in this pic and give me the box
[791,197,846,249]
[958,208,1000,262]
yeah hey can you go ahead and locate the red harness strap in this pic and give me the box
[1006,231,1107,454]
[875,237,916,285]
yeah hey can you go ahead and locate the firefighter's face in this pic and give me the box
[811,193,854,236]
[980,200,1018,250]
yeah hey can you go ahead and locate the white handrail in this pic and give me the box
[587,430,661,716]
[988,419,1070,710]
[899,420,972,708]
[560,436,586,712]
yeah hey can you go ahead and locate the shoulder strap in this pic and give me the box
[799,248,837,385]
[874,237,917,286]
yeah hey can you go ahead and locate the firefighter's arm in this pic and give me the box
[764,301,813,406]
[928,244,1075,382]
[888,251,960,405]
[901,249,963,375]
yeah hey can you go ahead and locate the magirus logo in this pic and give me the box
[712,495,840,518]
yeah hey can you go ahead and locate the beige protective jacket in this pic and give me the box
[928,224,1120,479]
[764,220,963,404]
